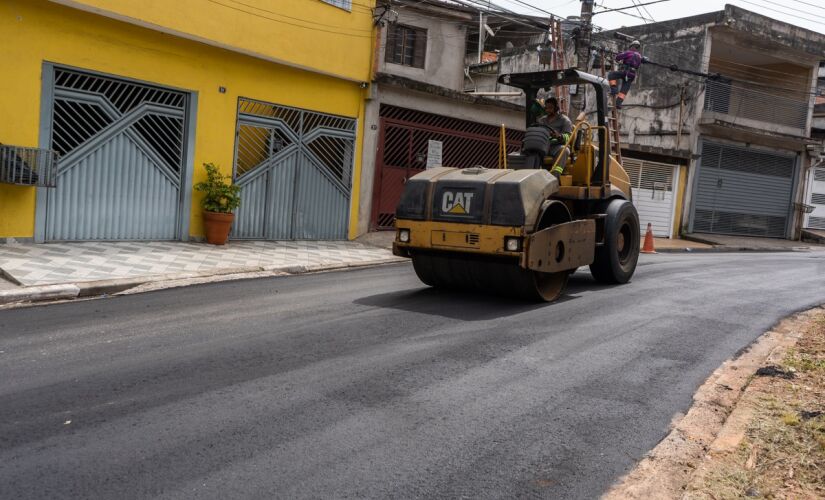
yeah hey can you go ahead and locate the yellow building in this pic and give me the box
[0,0,376,242]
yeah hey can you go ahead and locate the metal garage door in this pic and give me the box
[622,158,679,237]
[806,167,825,230]
[370,105,524,229]
[692,141,796,238]
[231,99,355,240]
[43,67,190,241]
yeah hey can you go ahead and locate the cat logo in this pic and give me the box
[441,191,474,215]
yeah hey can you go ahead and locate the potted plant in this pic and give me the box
[194,162,241,245]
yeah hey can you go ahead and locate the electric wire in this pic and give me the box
[207,0,822,100]
[636,0,656,22]
[730,0,825,26]
[589,29,819,83]
[629,0,653,23]
[204,0,376,37]
[220,0,376,32]
[787,0,825,12]
[742,0,825,21]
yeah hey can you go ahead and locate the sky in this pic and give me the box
[501,0,825,35]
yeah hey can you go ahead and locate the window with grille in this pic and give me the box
[320,0,351,11]
[385,24,427,69]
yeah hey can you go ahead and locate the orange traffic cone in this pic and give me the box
[641,223,656,254]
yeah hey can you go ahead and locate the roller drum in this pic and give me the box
[411,252,568,302]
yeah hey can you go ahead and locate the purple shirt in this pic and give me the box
[615,50,643,76]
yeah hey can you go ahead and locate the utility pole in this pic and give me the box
[570,0,594,118]
[478,11,485,63]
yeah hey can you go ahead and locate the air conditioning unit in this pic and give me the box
[0,145,58,187]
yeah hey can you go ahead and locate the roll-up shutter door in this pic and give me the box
[806,167,825,230]
[621,157,678,237]
[692,141,795,238]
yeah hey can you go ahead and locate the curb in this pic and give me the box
[0,257,408,306]
[0,284,81,305]
[679,234,812,253]
[654,246,802,253]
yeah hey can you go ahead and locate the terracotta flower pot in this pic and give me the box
[203,211,235,245]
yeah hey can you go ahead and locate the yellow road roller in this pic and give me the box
[392,69,640,301]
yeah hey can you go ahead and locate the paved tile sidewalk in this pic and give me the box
[0,241,399,287]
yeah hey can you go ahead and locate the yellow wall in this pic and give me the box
[51,0,376,83]
[0,0,373,239]
[673,164,688,238]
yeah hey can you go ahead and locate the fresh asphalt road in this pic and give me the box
[1,251,824,499]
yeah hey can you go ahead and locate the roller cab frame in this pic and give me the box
[392,69,640,301]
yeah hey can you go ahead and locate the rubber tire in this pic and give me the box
[522,126,551,155]
[589,199,640,284]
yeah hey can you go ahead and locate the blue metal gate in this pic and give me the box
[231,99,355,240]
[43,67,189,241]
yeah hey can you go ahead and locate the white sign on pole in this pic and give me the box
[426,140,443,168]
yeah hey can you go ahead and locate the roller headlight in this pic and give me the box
[504,236,522,252]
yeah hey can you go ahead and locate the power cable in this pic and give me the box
[730,0,825,26]
[596,45,821,96]
[744,0,825,20]
[368,0,824,98]
[629,0,653,23]
[590,30,816,81]
[739,0,825,22]
[593,0,671,15]
[787,0,825,12]
[220,0,376,32]
[495,0,557,17]
[452,0,553,29]
[636,0,656,22]
[205,0,376,37]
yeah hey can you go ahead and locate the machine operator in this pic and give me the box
[536,96,572,179]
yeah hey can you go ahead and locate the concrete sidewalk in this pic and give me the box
[0,240,405,305]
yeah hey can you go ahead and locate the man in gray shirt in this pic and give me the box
[536,96,573,178]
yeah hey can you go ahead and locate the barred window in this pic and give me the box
[320,0,351,11]
[385,24,427,69]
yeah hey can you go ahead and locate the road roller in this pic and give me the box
[392,69,641,302]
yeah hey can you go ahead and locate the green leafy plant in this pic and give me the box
[194,162,241,213]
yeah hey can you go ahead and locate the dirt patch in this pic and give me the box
[684,310,825,499]
[604,306,825,500]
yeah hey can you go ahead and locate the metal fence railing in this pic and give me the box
[0,145,58,187]
[704,79,809,131]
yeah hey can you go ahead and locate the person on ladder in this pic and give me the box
[536,96,573,179]
[608,40,647,109]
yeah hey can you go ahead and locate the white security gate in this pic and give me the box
[231,99,355,240]
[43,67,190,241]
[692,141,795,238]
[806,166,825,230]
[622,158,679,237]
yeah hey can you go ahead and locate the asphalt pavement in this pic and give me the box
[1,251,824,499]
